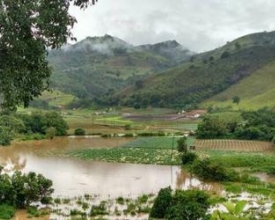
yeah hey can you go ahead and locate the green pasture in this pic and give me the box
[198,150,275,172]
[201,60,275,110]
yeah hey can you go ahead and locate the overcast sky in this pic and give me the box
[69,0,275,52]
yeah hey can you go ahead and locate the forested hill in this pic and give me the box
[114,31,275,109]
[47,35,193,102]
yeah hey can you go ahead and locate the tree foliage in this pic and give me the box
[18,111,68,136]
[0,0,98,111]
[191,158,238,182]
[177,136,188,153]
[149,186,172,218]
[0,167,53,208]
[197,109,275,141]
[150,187,210,220]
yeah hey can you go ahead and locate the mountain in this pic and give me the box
[114,31,275,109]
[47,35,193,105]
[139,40,194,63]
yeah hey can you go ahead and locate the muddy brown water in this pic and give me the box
[0,137,221,197]
[1,137,221,219]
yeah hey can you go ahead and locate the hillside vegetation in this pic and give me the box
[44,31,275,110]
[201,60,275,110]
[114,31,275,109]
[47,35,193,106]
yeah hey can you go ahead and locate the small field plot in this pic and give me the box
[121,137,176,149]
[195,139,273,153]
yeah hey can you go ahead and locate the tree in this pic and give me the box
[149,187,172,219]
[74,128,85,135]
[177,136,188,153]
[232,96,240,104]
[0,167,53,208]
[0,0,98,111]
[196,116,228,139]
[220,51,231,59]
[166,190,210,220]
[150,187,210,220]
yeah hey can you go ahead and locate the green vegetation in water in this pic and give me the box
[67,147,180,165]
[63,136,191,164]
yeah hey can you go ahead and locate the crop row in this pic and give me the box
[67,147,181,165]
[195,139,273,152]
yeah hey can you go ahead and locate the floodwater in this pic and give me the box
[0,137,221,198]
[0,137,222,219]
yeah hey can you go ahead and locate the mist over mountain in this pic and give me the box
[47,31,275,110]
[48,35,194,106]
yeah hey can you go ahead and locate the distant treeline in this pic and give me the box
[0,111,68,146]
[197,108,275,142]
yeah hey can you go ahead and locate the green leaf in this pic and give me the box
[222,202,235,214]
[235,200,247,215]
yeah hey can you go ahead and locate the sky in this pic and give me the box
[69,0,275,52]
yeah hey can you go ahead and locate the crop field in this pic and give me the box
[121,136,195,149]
[121,137,177,149]
[195,139,273,153]
[67,147,181,165]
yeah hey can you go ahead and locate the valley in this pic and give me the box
[2,31,275,220]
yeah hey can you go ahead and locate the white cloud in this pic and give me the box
[69,0,275,52]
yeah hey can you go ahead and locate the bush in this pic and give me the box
[0,127,12,146]
[220,51,231,59]
[177,136,188,153]
[181,152,198,165]
[101,134,112,138]
[166,190,210,220]
[123,133,134,137]
[90,202,108,216]
[74,128,85,136]
[150,188,210,220]
[0,168,54,208]
[0,205,15,219]
[124,124,131,130]
[191,158,238,181]
[149,187,172,218]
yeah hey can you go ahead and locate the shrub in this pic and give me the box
[90,202,108,216]
[101,134,112,138]
[0,169,53,208]
[0,127,12,146]
[166,190,210,220]
[191,158,238,181]
[0,205,15,219]
[149,187,172,218]
[150,188,210,220]
[177,136,188,153]
[124,124,131,130]
[74,128,85,136]
[116,197,124,205]
[123,133,134,137]
[220,51,230,59]
[181,152,198,165]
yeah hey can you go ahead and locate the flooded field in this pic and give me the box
[0,137,220,198]
[0,137,222,219]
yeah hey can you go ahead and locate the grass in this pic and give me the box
[0,205,15,220]
[201,60,275,110]
[198,150,275,172]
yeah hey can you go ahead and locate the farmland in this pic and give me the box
[195,139,273,153]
